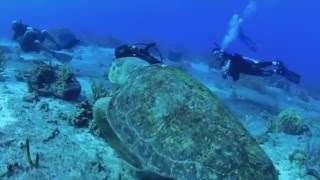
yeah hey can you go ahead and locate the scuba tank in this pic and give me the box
[115,42,163,64]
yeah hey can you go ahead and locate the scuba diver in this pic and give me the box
[211,45,301,84]
[114,42,163,64]
[12,19,77,63]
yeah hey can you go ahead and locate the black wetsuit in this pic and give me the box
[13,23,44,52]
[222,53,276,81]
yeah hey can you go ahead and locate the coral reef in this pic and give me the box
[69,100,93,128]
[56,64,73,87]
[27,65,81,100]
[289,149,307,166]
[276,109,309,135]
[90,78,110,103]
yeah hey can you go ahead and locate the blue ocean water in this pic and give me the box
[1,0,319,84]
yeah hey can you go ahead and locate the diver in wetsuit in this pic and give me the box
[115,42,163,64]
[12,20,61,52]
[12,20,76,63]
[212,47,301,84]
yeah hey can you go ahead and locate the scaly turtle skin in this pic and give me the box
[100,61,278,179]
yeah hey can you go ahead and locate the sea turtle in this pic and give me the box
[94,58,279,179]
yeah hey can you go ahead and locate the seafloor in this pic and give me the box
[0,40,319,180]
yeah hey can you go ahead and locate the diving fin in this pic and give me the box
[280,67,301,84]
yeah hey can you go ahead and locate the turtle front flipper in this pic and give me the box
[93,97,143,169]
